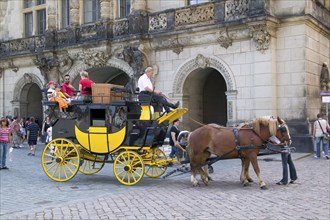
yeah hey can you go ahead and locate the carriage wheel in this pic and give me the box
[79,155,106,175]
[41,138,80,182]
[144,148,167,178]
[113,151,145,186]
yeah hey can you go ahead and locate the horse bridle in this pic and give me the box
[268,123,292,147]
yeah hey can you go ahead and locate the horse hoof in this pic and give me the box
[260,185,268,190]
[248,178,254,183]
[243,182,249,187]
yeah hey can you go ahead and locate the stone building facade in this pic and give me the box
[0,0,329,152]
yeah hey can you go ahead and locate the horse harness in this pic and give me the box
[203,122,294,167]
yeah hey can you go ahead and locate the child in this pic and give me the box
[48,81,69,113]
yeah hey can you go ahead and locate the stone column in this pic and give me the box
[100,0,113,20]
[131,0,147,13]
[225,90,238,125]
[47,0,57,29]
[70,0,80,26]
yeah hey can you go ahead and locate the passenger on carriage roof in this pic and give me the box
[61,74,76,99]
[137,67,179,113]
[77,71,94,101]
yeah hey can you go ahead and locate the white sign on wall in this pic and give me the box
[322,96,330,103]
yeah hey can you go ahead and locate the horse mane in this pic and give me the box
[252,116,277,136]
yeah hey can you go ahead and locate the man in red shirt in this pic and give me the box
[61,74,76,99]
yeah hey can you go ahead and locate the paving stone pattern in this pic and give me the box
[0,143,329,220]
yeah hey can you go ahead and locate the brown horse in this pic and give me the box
[187,116,292,189]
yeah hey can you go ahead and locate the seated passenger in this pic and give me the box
[61,74,76,101]
[114,108,126,128]
[77,70,94,102]
[138,67,179,113]
[47,81,69,112]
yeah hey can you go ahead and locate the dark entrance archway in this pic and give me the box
[183,67,227,130]
[20,83,43,127]
[71,67,130,88]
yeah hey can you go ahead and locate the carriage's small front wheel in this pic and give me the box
[41,138,80,182]
[113,151,144,185]
[144,148,167,178]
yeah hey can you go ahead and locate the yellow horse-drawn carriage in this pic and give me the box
[41,84,187,185]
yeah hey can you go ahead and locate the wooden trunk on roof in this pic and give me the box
[92,84,124,104]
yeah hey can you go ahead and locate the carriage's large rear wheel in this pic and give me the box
[113,151,144,185]
[41,138,80,182]
[144,148,167,178]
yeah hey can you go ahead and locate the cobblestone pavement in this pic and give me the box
[0,143,329,220]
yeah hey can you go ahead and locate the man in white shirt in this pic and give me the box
[138,67,179,113]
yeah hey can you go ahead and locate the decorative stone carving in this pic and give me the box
[170,38,183,55]
[173,55,235,94]
[249,24,271,52]
[76,50,110,68]
[116,46,143,77]
[58,54,73,74]
[33,55,60,82]
[175,4,214,26]
[114,20,129,36]
[23,73,33,84]
[320,62,330,91]
[218,29,233,49]
[225,0,249,21]
[149,13,167,32]
[195,54,210,69]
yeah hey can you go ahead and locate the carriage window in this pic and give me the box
[90,109,106,126]
[114,107,126,129]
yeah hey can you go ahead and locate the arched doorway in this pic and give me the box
[70,66,130,88]
[20,83,43,127]
[183,67,227,130]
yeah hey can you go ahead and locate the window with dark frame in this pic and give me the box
[24,0,33,8]
[36,0,46,5]
[62,0,70,28]
[84,0,101,23]
[37,9,46,35]
[25,12,33,37]
[118,0,131,18]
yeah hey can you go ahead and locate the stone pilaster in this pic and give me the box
[131,0,147,13]
[70,0,80,26]
[100,0,113,20]
[47,0,57,29]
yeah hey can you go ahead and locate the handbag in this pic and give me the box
[317,119,330,140]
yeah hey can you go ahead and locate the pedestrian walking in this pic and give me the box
[169,119,186,161]
[26,117,40,156]
[9,116,20,148]
[0,118,12,170]
[41,116,51,144]
[19,117,26,147]
[313,113,330,159]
